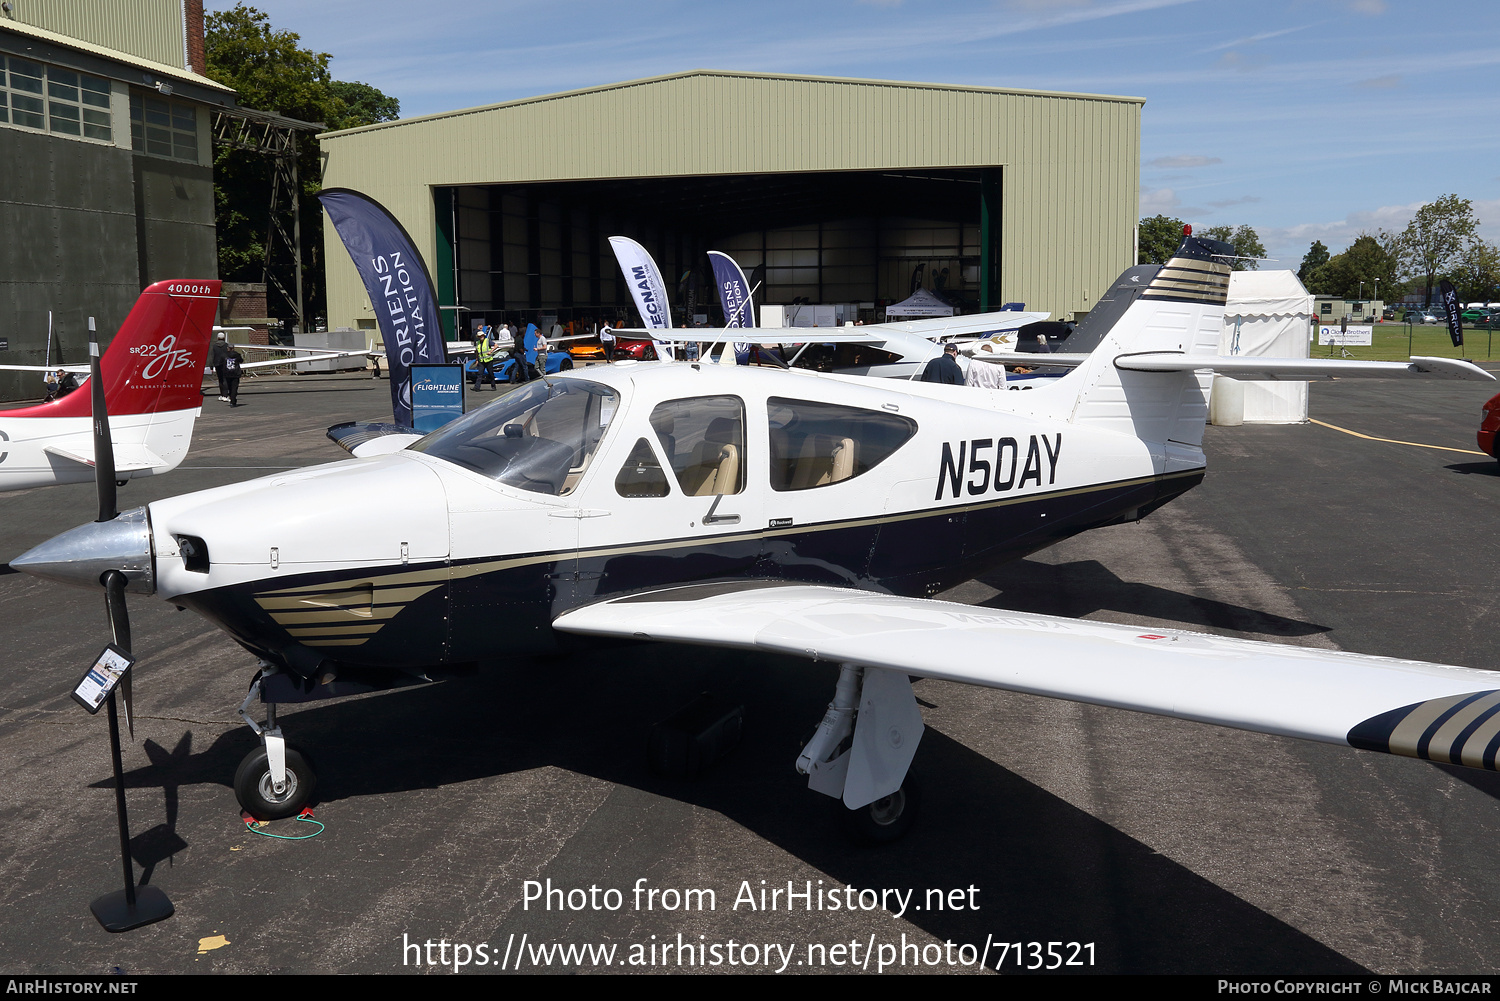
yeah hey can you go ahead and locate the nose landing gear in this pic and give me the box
[235,663,317,820]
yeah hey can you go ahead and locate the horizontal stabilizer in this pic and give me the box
[43,443,166,472]
[971,352,1496,382]
[1114,353,1495,382]
[554,582,1500,770]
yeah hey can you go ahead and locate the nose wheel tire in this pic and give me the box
[835,772,921,845]
[234,746,315,820]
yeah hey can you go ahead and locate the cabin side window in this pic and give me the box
[767,397,917,491]
[649,396,746,496]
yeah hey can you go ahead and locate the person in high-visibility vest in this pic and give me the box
[473,327,496,390]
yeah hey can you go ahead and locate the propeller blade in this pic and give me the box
[89,317,117,524]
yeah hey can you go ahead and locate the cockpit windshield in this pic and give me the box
[409,379,619,496]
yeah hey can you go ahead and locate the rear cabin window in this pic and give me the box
[649,396,746,496]
[767,397,917,491]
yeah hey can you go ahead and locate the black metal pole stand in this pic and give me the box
[89,687,173,931]
[89,574,172,932]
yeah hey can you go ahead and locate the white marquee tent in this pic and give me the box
[1211,270,1315,425]
[885,288,955,318]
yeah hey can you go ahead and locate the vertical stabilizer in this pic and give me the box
[9,280,221,420]
[1065,234,1231,456]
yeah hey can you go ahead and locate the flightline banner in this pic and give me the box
[708,250,754,365]
[320,188,447,427]
[410,363,465,433]
[609,236,674,362]
[1440,279,1464,348]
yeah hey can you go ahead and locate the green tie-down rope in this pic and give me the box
[243,807,324,840]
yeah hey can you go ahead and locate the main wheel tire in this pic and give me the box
[558,357,573,371]
[836,772,921,845]
[234,746,315,820]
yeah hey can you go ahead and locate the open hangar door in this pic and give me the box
[433,167,1002,334]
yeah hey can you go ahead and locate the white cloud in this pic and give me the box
[1140,187,1181,215]
[1148,154,1222,169]
[1208,195,1260,209]
[1259,200,1424,262]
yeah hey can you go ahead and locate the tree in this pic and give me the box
[1305,234,1401,301]
[1298,241,1329,286]
[1139,215,1187,265]
[205,5,400,327]
[1200,224,1265,271]
[1451,240,1500,306]
[329,80,401,128]
[1395,194,1480,307]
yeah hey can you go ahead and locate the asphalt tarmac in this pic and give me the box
[1,366,1498,975]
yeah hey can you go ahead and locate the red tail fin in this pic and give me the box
[22,280,221,418]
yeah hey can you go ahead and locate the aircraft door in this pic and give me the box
[577,394,763,599]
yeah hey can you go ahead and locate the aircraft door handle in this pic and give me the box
[702,494,740,525]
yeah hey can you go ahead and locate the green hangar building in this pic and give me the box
[319,70,1144,338]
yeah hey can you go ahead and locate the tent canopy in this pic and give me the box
[1224,270,1314,319]
[885,288,954,317]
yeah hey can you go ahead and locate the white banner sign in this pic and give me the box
[1318,325,1373,346]
[608,236,674,362]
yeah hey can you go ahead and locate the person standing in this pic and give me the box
[920,342,965,385]
[534,327,551,377]
[473,326,495,391]
[599,321,615,362]
[210,331,231,402]
[513,323,537,382]
[224,345,244,406]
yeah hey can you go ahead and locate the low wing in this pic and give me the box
[0,364,91,374]
[872,310,1050,339]
[553,582,1500,770]
[238,344,370,355]
[612,327,880,345]
[237,349,376,371]
[972,352,1496,382]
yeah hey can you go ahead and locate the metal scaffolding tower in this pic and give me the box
[211,104,324,336]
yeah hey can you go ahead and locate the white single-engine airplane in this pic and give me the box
[13,235,1500,841]
[0,280,221,492]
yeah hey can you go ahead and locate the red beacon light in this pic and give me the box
[1183,224,1192,236]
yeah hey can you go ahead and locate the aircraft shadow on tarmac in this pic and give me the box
[976,558,1331,638]
[1445,460,1500,476]
[94,630,1362,974]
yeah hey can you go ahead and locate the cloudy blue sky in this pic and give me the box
[206,0,1500,269]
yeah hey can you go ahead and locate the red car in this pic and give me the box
[1479,391,1500,457]
[614,337,658,361]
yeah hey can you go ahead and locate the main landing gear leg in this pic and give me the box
[233,662,316,820]
[797,663,924,843]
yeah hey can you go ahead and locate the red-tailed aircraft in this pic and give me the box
[0,281,221,492]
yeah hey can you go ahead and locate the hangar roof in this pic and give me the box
[321,68,1143,141]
